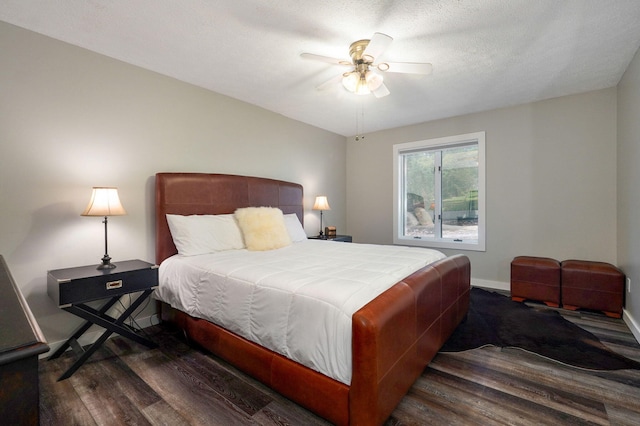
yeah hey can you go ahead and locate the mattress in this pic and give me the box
[155,239,445,384]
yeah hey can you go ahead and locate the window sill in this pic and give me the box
[393,236,485,252]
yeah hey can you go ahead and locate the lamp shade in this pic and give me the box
[81,187,127,217]
[313,196,331,211]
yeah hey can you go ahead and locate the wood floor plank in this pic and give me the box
[604,403,640,426]
[66,349,153,425]
[119,350,260,425]
[407,375,525,426]
[252,400,332,426]
[95,342,163,409]
[423,357,608,425]
[154,326,332,424]
[439,347,640,415]
[110,327,279,420]
[179,351,274,416]
[141,399,192,426]
[39,354,97,426]
[391,390,494,426]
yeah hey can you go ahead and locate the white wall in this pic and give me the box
[617,45,640,339]
[0,22,346,346]
[346,88,618,290]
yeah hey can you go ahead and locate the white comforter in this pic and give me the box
[156,240,445,384]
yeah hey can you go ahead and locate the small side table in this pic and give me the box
[308,235,353,242]
[47,259,158,380]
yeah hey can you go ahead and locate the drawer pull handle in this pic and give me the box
[106,280,123,290]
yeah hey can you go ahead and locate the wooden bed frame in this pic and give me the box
[155,172,470,425]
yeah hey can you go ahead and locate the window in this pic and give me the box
[393,132,485,251]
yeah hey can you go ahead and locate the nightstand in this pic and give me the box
[308,234,353,242]
[47,259,158,380]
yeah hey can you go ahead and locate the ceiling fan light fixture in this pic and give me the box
[342,69,383,95]
[355,74,371,95]
[342,72,359,92]
[365,70,383,91]
[342,72,370,95]
[358,88,371,96]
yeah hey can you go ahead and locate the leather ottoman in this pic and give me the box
[561,260,625,318]
[511,256,561,307]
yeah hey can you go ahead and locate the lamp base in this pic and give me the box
[97,255,116,270]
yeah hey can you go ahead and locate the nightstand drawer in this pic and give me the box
[48,260,158,307]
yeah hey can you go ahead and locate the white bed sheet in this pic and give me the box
[156,239,445,384]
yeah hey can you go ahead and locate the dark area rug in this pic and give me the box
[440,287,640,370]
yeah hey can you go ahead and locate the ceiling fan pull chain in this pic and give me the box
[355,100,365,141]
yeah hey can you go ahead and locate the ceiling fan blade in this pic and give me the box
[316,73,344,91]
[372,82,390,98]
[362,32,393,61]
[378,62,433,75]
[300,52,351,66]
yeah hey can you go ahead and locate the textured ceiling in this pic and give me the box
[1,1,640,137]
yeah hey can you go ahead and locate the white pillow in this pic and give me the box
[166,214,245,256]
[283,213,307,242]
[234,207,292,251]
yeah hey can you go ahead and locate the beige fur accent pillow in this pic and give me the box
[234,207,292,251]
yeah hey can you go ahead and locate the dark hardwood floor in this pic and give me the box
[40,304,640,425]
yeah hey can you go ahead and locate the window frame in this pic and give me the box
[393,131,486,252]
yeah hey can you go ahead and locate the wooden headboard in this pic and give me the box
[155,173,304,264]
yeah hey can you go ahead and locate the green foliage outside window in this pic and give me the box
[405,145,478,214]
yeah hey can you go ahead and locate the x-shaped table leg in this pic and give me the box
[50,289,157,381]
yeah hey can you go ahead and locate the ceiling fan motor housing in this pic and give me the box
[349,39,372,64]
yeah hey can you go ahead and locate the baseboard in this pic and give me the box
[623,309,640,344]
[471,278,509,292]
[41,313,160,359]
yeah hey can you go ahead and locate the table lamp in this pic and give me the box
[81,187,127,269]
[312,196,331,237]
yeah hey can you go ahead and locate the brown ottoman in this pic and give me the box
[511,256,561,307]
[561,260,625,318]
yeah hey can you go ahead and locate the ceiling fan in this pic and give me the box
[301,33,433,98]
